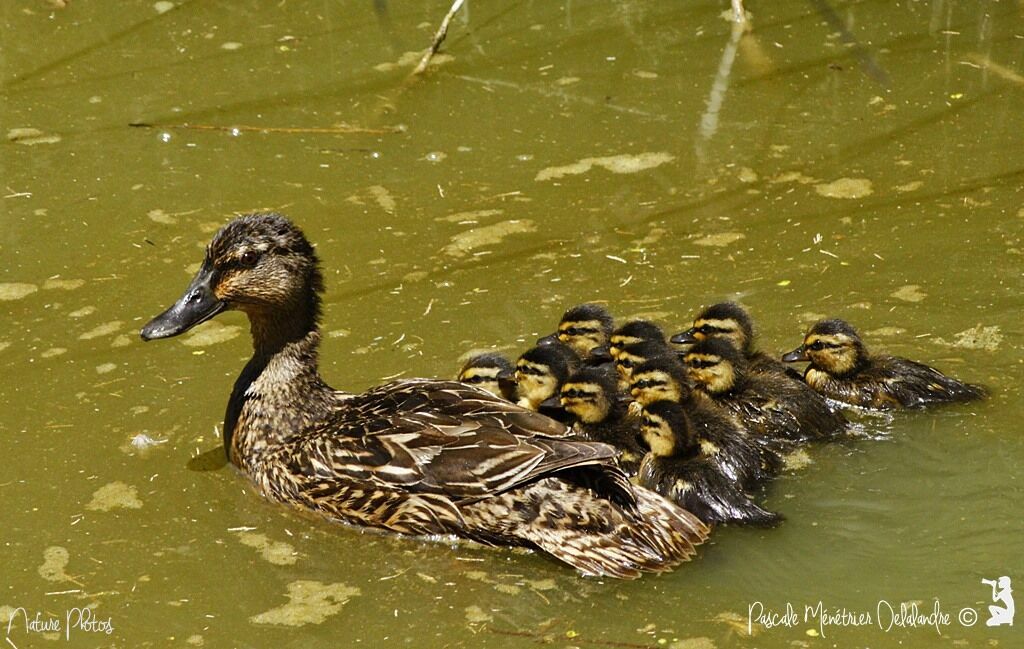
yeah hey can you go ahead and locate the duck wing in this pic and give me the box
[299,379,634,505]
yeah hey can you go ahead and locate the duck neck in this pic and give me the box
[223,303,332,466]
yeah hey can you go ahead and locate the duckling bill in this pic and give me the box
[140,213,708,579]
[782,319,986,409]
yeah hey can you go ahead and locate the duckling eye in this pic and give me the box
[564,327,580,336]
[462,375,484,384]
[240,250,260,268]
[698,325,713,334]
[808,341,826,351]
[619,359,634,369]
[633,380,649,389]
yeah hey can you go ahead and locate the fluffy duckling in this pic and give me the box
[615,339,673,388]
[539,303,615,364]
[610,320,667,361]
[559,367,646,475]
[629,355,783,488]
[514,344,578,420]
[140,213,708,578]
[639,401,783,527]
[684,338,848,443]
[782,319,986,409]
[671,302,797,380]
[458,352,516,401]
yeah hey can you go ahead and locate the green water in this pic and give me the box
[2,1,1021,647]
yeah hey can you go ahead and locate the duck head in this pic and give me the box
[610,319,666,360]
[539,303,614,360]
[629,355,692,407]
[682,338,746,396]
[782,319,867,377]
[514,343,577,410]
[615,339,670,383]
[670,302,755,353]
[458,352,516,400]
[639,401,696,459]
[559,366,618,424]
[141,213,323,349]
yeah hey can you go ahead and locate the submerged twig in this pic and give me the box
[411,0,465,76]
[965,52,1024,86]
[128,122,402,135]
[809,0,890,86]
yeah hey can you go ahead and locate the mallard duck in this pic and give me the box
[609,319,667,361]
[538,303,614,364]
[559,366,646,475]
[139,213,707,579]
[781,319,986,409]
[457,352,516,401]
[513,344,578,421]
[683,338,848,443]
[629,355,783,488]
[638,401,783,527]
[670,302,798,380]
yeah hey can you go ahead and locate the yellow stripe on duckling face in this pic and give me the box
[629,370,681,406]
[690,317,745,347]
[684,352,735,395]
[558,319,607,356]
[609,333,645,359]
[559,382,609,423]
[514,361,558,409]
[640,413,677,457]
[803,333,859,376]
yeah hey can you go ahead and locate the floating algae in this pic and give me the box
[442,220,537,258]
[86,482,143,511]
[932,324,1002,351]
[79,320,123,340]
[693,232,745,247]
[235,531,298,566]
[250,580,360,626]
[890,285,927,303]
[182,322,241,347]
[37,546,71,582]
[814,177,874,199]
[0,283,38,301]
[535,152,674,181]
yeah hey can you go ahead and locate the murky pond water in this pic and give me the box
[2,1,1022,647]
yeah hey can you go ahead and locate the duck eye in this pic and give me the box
[809,341,825,351]
[564,327,579,336]
[619,359,634,369]
[240,250,260,268]
[699,325,713,334]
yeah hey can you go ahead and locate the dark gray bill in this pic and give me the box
[669,328,697,345]
[140,262,225,341]
[781,346,808,363]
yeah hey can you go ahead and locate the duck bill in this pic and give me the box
[781,345,808,363]
[669,328,697,345]
[536,333,560,346]
[140,262,225,341]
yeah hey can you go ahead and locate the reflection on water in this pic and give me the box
[1,1,1021,647]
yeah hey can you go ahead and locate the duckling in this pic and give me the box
[458,352,516,401]
[559,367,646,475]
[514,344,578,421]
[539,303,614,364]
[629,355,784,488]
[638,401,783,527]
[615,339,673,388]
[671,302,799,380]
[782,319,987,409]
[140,213,707,579]
[684,338,848,443]
[609,319,667,361]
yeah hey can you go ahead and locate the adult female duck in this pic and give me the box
[140,213,707,579]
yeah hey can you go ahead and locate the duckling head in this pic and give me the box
[683,338,746,395]
[615,339,671,383]
[559,367,618,424]
[782,319,867,377]
[639,401,696,459]
[629,355,692,407]
[539,303,614,359]
[610,320,667,360]
[141,213,323,348]
[515,343,577,409]
[670,302,755,353]
[458,352,516,400]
